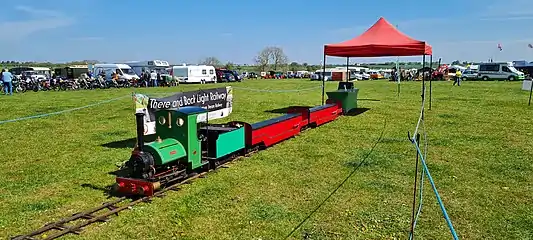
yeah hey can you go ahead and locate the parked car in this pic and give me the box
[461,70,478,81]
[311,72,332,81]
[225,69,242,82]
[360,72,370,80]
[215,69,242,82]
[231,70,243,81]
[247,72,258,79]
[223,72,235,82]
[286,71,295,78]
[351,72,363,80]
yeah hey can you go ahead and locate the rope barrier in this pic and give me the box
[285,118,388,239]
[408,83,459,239]
[232,85,322,93]
[410,137,459,240]
[411,95,425,140]
[0,95,130,125]
[409,119,426,240]
[0,85,322,125]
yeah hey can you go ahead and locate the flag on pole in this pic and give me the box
[497,43,503,51]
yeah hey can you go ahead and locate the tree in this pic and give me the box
[254,48,270,72]
[301,63,310,71]
[451,60,460,65]
[224,62,235,70]
[269,47,288,71]
[200,57,222,67]
[289,62,299,72]
[254,46,289,72]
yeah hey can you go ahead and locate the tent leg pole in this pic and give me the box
[322,53,326,105]
[527,78,533,106]
[422,55,426,103]
[396,56,400,98]
[429,55,433,110]
[398,80,400,98]
[346,57,349,82]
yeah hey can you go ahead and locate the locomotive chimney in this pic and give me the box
[135,112,145,152]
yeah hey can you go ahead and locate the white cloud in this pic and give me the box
[480,0,533,20]
[438,39,533,45]
[331,1,533,37]
[0,6,74,41]
[329,26,368,35]
[70,37,103,41]
[329,17,450,38]
[430,38,533,63]
[479,15,533,21]
[14,5,65,18]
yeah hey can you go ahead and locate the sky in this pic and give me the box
[0,0,532,65]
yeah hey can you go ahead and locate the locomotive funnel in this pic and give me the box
[135,112,145,152]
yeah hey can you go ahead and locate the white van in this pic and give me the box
[478,62,525,81]
[92,63,139,80]
[170,65,216,83]
[10,67,51,79]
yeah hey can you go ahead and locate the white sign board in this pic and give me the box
[522,80,533,91]
[133,86,233,135]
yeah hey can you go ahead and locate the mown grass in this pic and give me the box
[0,79,532,240]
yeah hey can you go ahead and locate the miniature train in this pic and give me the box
[114,85,359,196]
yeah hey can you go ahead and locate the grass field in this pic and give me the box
[0,79,532,240]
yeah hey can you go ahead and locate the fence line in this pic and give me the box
[0,95,130,125]
[232,85,322,92]
[408,119,427,240]
[0,85,324,125]
[408,84,459,240]
[410,138,459,240]
[285,118,388,239]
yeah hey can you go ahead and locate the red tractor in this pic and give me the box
[432,64,449,81]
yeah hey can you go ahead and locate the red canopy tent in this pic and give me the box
[324,17,432,57]
[320,17,434,104]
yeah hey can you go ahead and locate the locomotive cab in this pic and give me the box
[152,106,206,170]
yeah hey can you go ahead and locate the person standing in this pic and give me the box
[453,69,462,86]
[150,70,157,87]
[2,69,13,95]
[156,71,161,87]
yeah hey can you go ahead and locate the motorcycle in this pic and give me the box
[77,77,92,90]
[116,78,131,88]
[57,78,78,91]
[93,76,107,89]
[106,78,119,88]
[39,79,52,91]
[12,77,27,93]
[27,78,40,92]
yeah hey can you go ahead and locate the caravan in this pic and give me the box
[478,62,525,81]
[170,65,217,83]
[125,60,170,76]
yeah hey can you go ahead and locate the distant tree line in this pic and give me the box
[200,46,323,73]
[198,46,449,73]
[0,53,451,72]
[451,60,474,65]
[0,60,100,69]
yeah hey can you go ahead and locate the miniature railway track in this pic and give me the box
[10,150,259,240]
